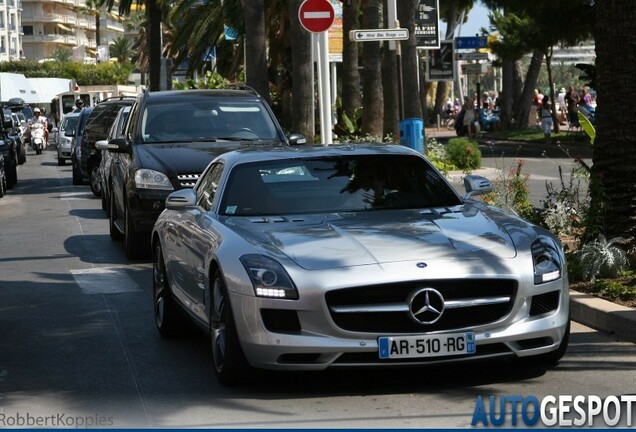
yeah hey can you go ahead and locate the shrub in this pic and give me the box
[446,138,481,171]
[577,235,628,282]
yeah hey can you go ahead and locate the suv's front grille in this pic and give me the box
[177,173,200,188]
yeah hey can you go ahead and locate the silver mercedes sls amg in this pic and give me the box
[151,144,569,384]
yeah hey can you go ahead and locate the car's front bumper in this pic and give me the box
[228,277,569,371]
[128,188,172,233]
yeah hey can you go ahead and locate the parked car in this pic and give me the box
[79,96,136,196]
[108,88,305,259]
[0,115,18,189]
[152,144,570,385]
[95,105,131,215]
[55,111,81,166]
[0,154,6,198]
[68,107,93,185]
[5,98,29,165]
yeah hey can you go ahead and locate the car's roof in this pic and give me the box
[144,89,262,103]
[64,111,82,118]
[218,144,419,166]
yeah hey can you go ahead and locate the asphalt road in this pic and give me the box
[1,145,634,429]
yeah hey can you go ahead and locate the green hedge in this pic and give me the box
[446,137,482,170]
[0,61,134,85]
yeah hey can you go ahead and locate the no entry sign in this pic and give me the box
[299,0,335,33]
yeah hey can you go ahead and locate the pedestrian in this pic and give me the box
[462,98,478,136]
[541,96,553,143]
[565,85,580,129]
[557,87,567,125]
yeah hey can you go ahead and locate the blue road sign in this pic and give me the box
[455,36,488,49]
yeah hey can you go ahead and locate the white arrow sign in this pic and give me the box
[349,28,409,42]
[456,52,490,61]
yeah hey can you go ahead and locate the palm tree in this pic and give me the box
[591,0,636,250]
[341,0,361,122]
[288,0,313,141]
[360,0,383,138]
[52,47,73,62]
[109,36,134,63]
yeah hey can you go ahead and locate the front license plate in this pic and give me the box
[378,332,476,359]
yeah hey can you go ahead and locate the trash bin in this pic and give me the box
[399,118,425,154]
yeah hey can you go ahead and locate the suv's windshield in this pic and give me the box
[220,155,462,216]
[141,100,279,144]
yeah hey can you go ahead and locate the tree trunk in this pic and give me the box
[382,42,399,139]
[545,48,559,134]
[511,60,523,119]
[591,0,636,250]
[146,0,162,91]
[515,50,542,130]
[342,0,361,121]
[360,0,383,137]
[500,59,514,129]
[288,0,313,141]
[242,0,270,106]
[397,0,422,120]
[96,13,101,49]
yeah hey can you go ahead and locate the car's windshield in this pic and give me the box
[219,154,462,216]
[62,116,79,131]
[141,100,279,144]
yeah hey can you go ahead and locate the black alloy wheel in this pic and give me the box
[109,191,123,241]
[153,242,184,337]
[90,165,102,197]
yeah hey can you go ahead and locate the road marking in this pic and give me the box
[71,267,142,294]
[60,192,94,200]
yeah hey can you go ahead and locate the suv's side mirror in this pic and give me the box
[288,133,306,146]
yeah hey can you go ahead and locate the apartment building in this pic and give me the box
[20,0,124,63]
[0,0,22,61]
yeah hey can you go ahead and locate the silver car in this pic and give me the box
[152,144,570,385]
[55,111,80,166]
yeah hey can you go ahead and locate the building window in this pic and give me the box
[23,26,33,36]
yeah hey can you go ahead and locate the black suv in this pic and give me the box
[79,96,136,195]
[108,88,305,259]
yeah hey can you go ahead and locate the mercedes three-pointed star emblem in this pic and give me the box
[408,288,445,324]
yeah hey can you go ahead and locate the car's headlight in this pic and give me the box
[134,169,174,190]
[532,237,562,284]
[240,254,298,299]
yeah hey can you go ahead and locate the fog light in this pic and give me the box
[152,200,162,210]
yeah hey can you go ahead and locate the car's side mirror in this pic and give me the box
[107,137,131,153]
[288,133,307,146]
[95,139,109,150]
[165,188,197,210]
[463,175,493,199]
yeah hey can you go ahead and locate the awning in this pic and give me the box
[57,23,72,32]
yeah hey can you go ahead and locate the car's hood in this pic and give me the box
[224,207,518,270]
[135,142,248,175]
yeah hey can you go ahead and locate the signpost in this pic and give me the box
[349,28,409,42]
[414,0,440,48]
[455,36,488,50]
[456,52,490,61]
[299,0,335,145]
[461,63,488,75]
[426,40,454,81]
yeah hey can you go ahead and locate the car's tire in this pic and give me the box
[58,157,65,166]
[124,203,148,259]
[153,242,185,337]
[210,269,251,386]
[90,165,101,197]
[6,163,17,189]
[101,190,108,213]
[109,191,123,241]
[17,145,26,165]
[0,173,5,198]
[72,165,83,185]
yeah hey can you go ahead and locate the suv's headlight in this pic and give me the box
[532,237,562,284]
[240,254,298,299]
[134,169,174,190]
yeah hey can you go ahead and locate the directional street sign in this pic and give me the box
[299,0,335,33]
[456,52,490,61]
[455,36,488,50]
[461,63,488,74]
[349,28,409,42]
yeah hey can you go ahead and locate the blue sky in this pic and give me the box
[440,2,491,39]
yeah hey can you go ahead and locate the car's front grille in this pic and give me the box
[325,279,517,334]
[177,173,200,188]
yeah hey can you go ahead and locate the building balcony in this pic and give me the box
[23,33,77,46]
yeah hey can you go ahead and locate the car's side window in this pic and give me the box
[197,163,224,211]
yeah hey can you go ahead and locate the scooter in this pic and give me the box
[30,122,46,155]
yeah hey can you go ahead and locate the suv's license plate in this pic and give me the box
[378,332,476,359]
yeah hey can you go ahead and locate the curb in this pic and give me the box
[570,289,636,343]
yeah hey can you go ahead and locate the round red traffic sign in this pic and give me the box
[298,0,335,33]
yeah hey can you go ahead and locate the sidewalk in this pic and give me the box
[570,290,636,343]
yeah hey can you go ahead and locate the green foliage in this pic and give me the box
[446,138,481,171]
[172,71,230,90]
[593,280,636,301]
[541,165,589,237]
[51,48,73,63]
[425,137,456,175]
[109,37,135,64]
[577,235,628,282]
[0,61,133,85]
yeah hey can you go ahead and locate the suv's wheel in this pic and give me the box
[109,191,123,241]
[0,172,6,198]
[72,164,83,185]
[153,241,185,337]
[210,269,251,385]
[58,157,65,166]
[6,162,17,189]
[125,204,148,259]
[90,165,101,197]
